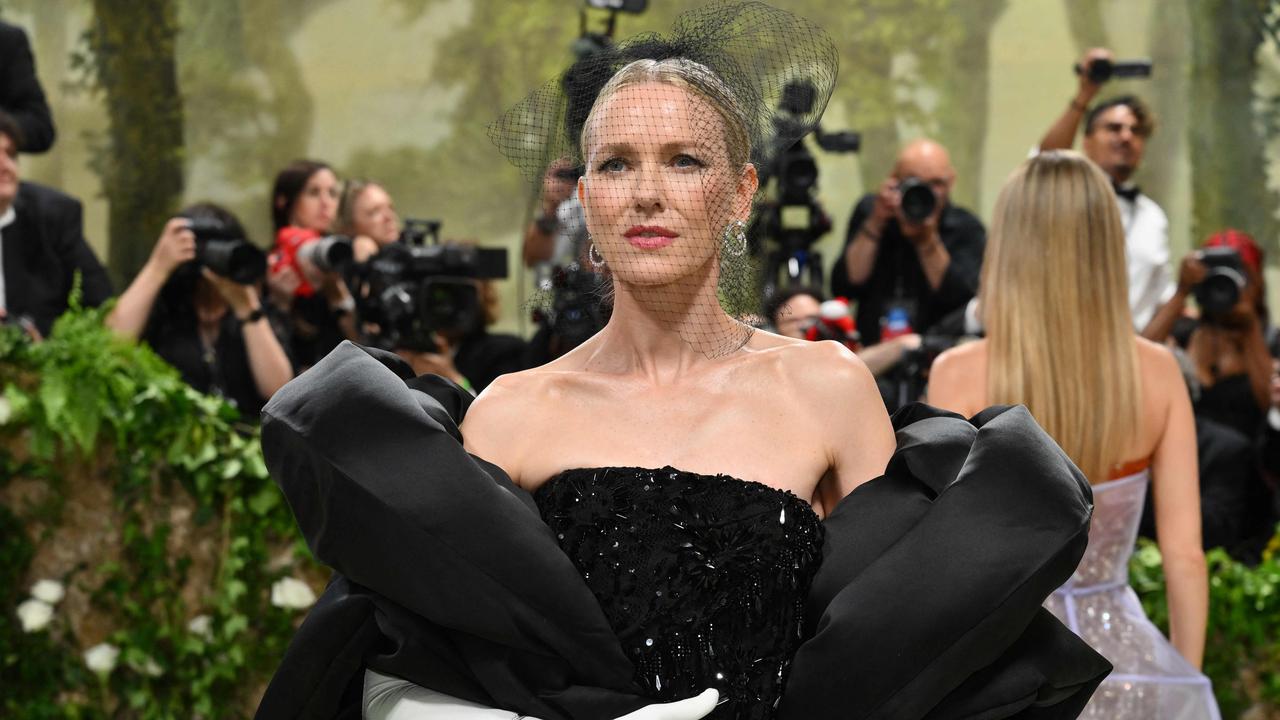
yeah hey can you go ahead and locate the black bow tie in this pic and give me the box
[1113,183,1140,202]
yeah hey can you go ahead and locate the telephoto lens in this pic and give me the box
[186,218,267,284]
[297,235,354,272]
[897,177,937,223]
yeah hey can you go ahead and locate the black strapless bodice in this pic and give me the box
[534,467,823,719]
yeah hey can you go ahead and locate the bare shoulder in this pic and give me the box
[762,341,889,455]
[765,337,879,400]
[460,366,564,473]
[1134,336,1184,407]
[930,339,986,380]
[758,338,894,502]
[927,340,987,416]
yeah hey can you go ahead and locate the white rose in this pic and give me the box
[84,643,120,675]
[30,579,65,604]
[187,614,213,639]
[0,395,11,424]
[16,598,53,632]
[270,577,317,610]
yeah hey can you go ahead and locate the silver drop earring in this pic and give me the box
[724,220,748,257]
[588,240,606,270]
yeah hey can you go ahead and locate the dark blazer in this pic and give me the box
[0,21,55,153]
[3,182,112,336]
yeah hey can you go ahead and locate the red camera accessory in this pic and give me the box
[270,226,322,298]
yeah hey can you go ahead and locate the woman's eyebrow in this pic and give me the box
[593,140,707,155]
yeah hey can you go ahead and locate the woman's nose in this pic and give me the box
[633,166,663,210]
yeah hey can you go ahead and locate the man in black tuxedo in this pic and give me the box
[0,112,110,338]
[0,21,55,153]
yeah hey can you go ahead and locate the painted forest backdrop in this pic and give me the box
[4,0,1280,332]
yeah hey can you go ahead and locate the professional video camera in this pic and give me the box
[754,79,860,297]
[185,217,267,284]
[1073,57,1153,84]
[359,219,509,352]
[1194,247,1247,323]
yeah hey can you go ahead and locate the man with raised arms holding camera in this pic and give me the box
[831,138,986,348]
[1038,47,1172,332]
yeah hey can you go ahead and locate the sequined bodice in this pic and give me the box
[1058,471,1149,593]
[533,467,824,720]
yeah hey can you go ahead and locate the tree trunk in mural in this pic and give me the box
[934,0,1007,211]
[1140,0,1190,214]
[1061,0,1109,53]
[853,53,900,193]
[90,0,185,284]
[1187,0,1278,250]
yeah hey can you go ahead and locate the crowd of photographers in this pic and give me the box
[2,21,1278,560]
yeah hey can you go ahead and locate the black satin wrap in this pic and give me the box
[255,342,1110,720]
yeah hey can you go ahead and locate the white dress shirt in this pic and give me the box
[1117,192,1174,331]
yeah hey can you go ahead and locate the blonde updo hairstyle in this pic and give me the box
[580,58,753,173]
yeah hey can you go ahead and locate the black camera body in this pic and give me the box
[359,221,509,352]
[1074,58,1153,84]
[185,217,267,284]
[897,177,938,223]
[1194,247,1247,322]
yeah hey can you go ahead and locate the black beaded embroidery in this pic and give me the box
[534,466,824,720]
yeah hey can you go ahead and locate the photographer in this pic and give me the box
[1038,48,1171,331]
[337,179,400,264]
[1144,230,1272,440]
[0,111,111,340]
[522,159,582,269]
[267,160,360,368]
[106,204,292,418]
[830,138,985,346]
[763,285,923,379]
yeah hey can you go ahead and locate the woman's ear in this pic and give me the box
[736,163,759,219]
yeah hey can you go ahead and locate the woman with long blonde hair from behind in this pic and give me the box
[929,150,1218,719]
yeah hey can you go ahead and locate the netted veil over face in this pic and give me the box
[489,1,838,358]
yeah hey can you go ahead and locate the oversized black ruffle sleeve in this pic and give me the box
[256,342,1109,719]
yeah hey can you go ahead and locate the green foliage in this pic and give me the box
[1131,535,1280,717]
[0,307,315,718]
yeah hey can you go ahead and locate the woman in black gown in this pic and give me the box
[256,4,1110,719]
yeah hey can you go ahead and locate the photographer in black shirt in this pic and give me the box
[830,139,985,345]
[107,203,292,419]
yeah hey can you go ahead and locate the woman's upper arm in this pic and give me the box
[1150,347,1203,556]
[807,343,896,502]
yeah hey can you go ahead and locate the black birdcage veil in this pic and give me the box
[490,1,838,358]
